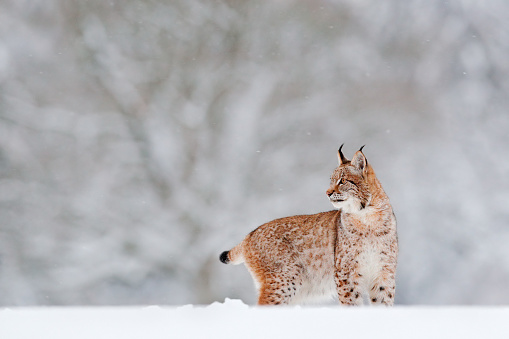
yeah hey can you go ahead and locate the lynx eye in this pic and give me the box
[336,178,344,186]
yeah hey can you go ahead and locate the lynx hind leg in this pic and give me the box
[257,275,302,305]
[258,271,307,305]
[247,261,304,305]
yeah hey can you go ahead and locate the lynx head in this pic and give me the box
[326,144,371,212]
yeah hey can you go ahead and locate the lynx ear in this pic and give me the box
[351,146,367,172]
[337,143,349,165]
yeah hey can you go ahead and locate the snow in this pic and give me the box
[1,299,509,339]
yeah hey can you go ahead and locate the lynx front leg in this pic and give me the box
[335,249,364,306]
[369,270,396,306]
[334,254,363,306]
[335,274,364,306]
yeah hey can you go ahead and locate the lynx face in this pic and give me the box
[326,147,370,213]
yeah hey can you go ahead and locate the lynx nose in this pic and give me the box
[326,188,334,197]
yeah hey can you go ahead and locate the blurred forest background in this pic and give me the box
[1,0,509,306]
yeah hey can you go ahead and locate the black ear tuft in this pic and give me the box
[338,144,349,165]
[359,145,366,153]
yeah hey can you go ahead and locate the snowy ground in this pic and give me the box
[1,299,509,339]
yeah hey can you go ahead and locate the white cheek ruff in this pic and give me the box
[329,198,362,213]
[331,200,343,209]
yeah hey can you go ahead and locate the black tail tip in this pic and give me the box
[219,251,230,264]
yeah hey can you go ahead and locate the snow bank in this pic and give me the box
[1,299,508,339]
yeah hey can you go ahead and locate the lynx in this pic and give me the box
[220,145,398,306]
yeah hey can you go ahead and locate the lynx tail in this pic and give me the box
[219,251,230,264]
[219,242,245,265]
